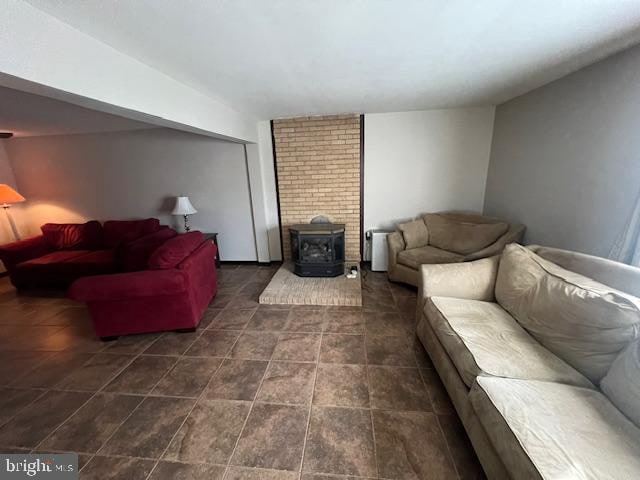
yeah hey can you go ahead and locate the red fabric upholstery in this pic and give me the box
[179,241,218,323]
[70,238,217,338]
[0,235,52,275]
[66,250,115,270]
[118,227,177,272]
[148,231,205,269]
[102,218,160,248]
[11,250,116,289]
[70,269,188,301]
[18,250,91,265]
[41,221,103,250]
[85,294,196,338]
[0,218,163,289]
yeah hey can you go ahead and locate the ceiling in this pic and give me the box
[23,0,640,119]
[0,86,154,137]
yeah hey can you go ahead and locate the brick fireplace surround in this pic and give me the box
[272,114,361,262]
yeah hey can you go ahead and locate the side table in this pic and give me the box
[203,233,221,268]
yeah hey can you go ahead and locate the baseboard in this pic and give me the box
[219,260,277,267]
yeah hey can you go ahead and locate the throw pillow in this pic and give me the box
[102,218,160,248]
[397,219,429,249]
[41,221,103,250]
[148,231,204,269]
[495,243,640,383]
[118,227,177,272]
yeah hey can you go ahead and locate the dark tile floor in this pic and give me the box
[0,265,484,479]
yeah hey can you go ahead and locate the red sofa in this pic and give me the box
[0,218,170,289]
[69,231,217,339]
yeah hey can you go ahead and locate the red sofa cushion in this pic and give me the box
[103,218,160,248]
[0,235,52,274]
[66,249,115,269]
[119,227,177,272]
[41,221,103,250]
[148,231,205,269]
[12,249,116,288]
[19,250,91,266]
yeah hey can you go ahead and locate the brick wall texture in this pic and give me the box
[273,114,361,261]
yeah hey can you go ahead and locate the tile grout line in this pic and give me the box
[220,326,276,479]
[434,413,463,480]
[0,310,110,456]
[0,389,49,433]
[141,294,270,478]
[60,340,161,465]
[143,326,234,480]
[295,310,324,480]
[365,276,397,479]
[218,304,262,480]
[140,331,204,397]
[141,295,266,479]
[54,333,190,469]
[30,343,143,461]
[363,314,380,480]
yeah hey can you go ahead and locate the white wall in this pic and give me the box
[363,108,495,254]
[244,120,282,262]
[5,128,258,261]
[484,44,640,258]
[0,0,258,142]
[257,121,282,261]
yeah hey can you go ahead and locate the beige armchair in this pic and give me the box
[387,212,525,286]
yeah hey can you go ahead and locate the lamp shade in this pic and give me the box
[172,196,197,215]
[0,184,25,205]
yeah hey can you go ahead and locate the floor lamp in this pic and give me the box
[0,184,25,241]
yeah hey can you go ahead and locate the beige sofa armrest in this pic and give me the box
[417,256,500,313]
[465,224,526,261]
[387,231,405,270]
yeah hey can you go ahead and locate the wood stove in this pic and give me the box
[290,223,345,277]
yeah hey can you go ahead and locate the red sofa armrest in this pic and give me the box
[0,235,52,272]
[69,269,187,302]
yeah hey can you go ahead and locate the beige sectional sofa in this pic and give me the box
[417,243,640,479]
[387,212,525,286]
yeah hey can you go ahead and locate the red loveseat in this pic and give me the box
[69,231,217,339]
[0,218,170,289]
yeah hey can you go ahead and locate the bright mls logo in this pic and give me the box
[0,454,77,479]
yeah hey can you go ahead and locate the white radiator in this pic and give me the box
[369,230,391,271]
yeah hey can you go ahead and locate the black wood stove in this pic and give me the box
[290,223,345,277]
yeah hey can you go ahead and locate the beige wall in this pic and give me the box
[273,114,361,261]
[5,128,259,261]
[484,44,640,258]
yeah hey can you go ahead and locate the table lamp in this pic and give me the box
[0,184,25,241]
[172,196,197,232]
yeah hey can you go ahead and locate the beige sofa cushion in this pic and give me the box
[397,219,429,249]
[496,243,640,383]
[530,245,640,298]
[424,214,508,255]
[470,377,640,480]
[601,340,640,428]
[426,297,593,388]
[397,246,463,270]
[420,256,499,302]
